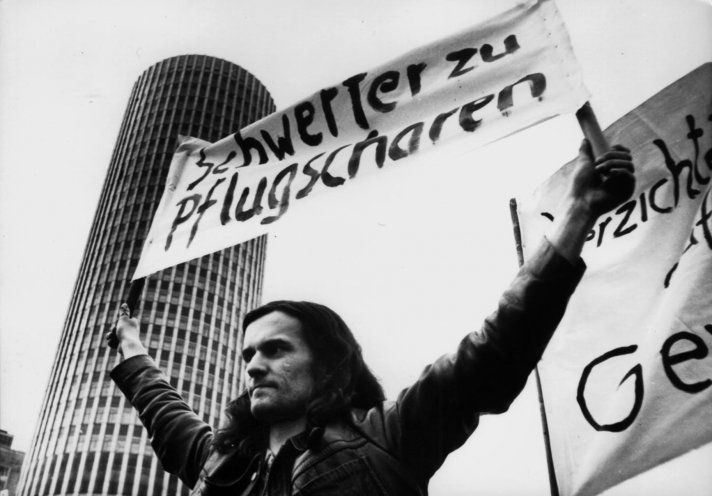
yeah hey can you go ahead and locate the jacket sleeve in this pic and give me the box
[111,354,214,488]
[382,239,585,481]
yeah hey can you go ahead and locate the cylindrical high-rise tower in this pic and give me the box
[18,55,275,496]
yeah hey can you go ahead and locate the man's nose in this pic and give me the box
[246,353,267,378]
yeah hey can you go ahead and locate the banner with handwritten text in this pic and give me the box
[515,63,712,496]
[133,0,588,279]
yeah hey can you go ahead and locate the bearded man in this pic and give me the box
[110,140,635,495]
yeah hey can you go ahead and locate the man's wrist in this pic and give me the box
[119,337,148,359]
[547,198,597,264]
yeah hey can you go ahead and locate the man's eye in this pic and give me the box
[263,343,280,356]
[242,350,254,361]
[264,342,291,357]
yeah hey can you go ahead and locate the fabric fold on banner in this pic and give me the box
[515,63,712,496]
[134,0,588,279]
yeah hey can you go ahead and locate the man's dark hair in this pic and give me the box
[212,300,385,453]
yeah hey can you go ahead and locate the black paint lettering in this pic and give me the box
[295,101,322,146]
[597,216,612,247]
[446,48,478,78]
[388,122,424,161]
[613,200,638,238]
[497,73,546,114]
[649,177,672,213]
[683,232,699,255]
[187,149,214,191]
[686,115,709,186]
[234,131,268,167]
[661,332,711,393]
[213,151,237,175]
[189,178,225,246]
[639,192,649,222]
[235,177,268,221]
[296,153,326,200]
[367,70,400,113]
[459,95,495,132]
[320,87,339,138]
[428,108,458,144]
[577,345,643,432]
[347,130,387,179]
[663,262,679,288]
[697,189,712,249]
[220,172,238,225]
[297,148,349,200]
[321,145,349,188]
[406,63,427,96]
[165,195,200,250]
[260,115,295,159]
[342,73,370,130]
[653,138,700,206]
[480,34,520,62]
[262,163,298,225]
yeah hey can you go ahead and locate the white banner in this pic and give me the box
[515,63,712,496]
[134,0,588,279]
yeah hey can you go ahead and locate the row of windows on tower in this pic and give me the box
[152,265,254,294]
[142,87,248,112]
[135,107,249,131]
[151,73,251,100]
[66,431,146,455]
[61,360,232,419]
[132,87,262,122]
[41,451,187,496]
[142,281,244,304]
[107,220,151,247]
[106,207,152,228]
[50,393,225,451]
[146,302,224,321]
[125,98,266,137]
[67,332,238,388]
[61,396,219,433]
[62,420,135,440]
[72,270,255,335]
[163,60,252,80]
[73,316,242,355]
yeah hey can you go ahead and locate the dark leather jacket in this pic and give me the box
[111,241,584,495]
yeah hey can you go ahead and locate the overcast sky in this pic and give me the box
[1,0,710,494]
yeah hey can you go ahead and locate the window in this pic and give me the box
[89,433,101,451]
[131,436,143,454]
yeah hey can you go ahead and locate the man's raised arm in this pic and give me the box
[107,305,214,488]
[378,139,635,482]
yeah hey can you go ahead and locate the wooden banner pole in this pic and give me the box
[576,101,637,200]
[125,277,146,312]
[509,198,560,496]
[504,103,624,496]
[106,276,146,350]
[576,101,609,157]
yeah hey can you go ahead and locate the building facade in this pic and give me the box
[17,55,275,496]
[0,429,25,495]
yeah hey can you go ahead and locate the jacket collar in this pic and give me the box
[289,426,325,452]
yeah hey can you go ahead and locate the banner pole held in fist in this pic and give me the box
[107,277,145,350]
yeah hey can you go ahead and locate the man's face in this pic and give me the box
[242,311,316,424]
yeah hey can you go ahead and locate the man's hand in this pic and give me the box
[568,139,635,218]
[547,139,635,263]
[106,303,148,359]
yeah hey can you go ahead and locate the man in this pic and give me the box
[110,139,635,495]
